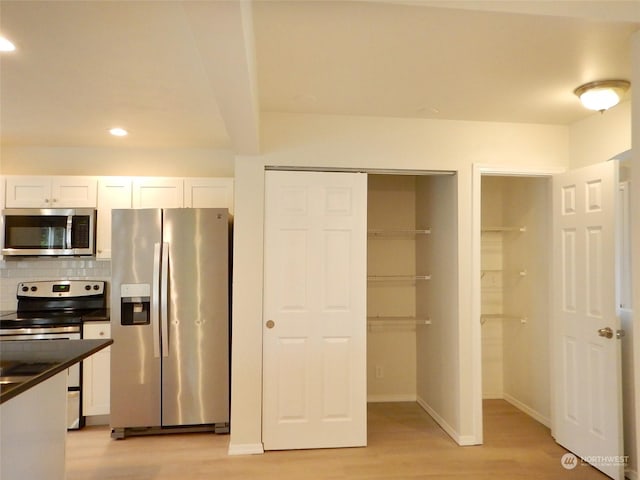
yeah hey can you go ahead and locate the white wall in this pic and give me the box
[0,146,235,177]
[568,100,631,169]
[415,174,461,442]
[229,112,569,451]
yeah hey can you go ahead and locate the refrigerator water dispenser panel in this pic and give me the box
[120,283,151,325]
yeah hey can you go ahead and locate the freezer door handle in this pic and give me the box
[152,242,162,358]
[160,242,169,358]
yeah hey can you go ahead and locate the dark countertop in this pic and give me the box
[0,339,113,405]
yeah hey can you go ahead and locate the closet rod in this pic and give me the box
[367,318,432,330]
[367,275,432,281]
[481,226,527,233]
[367,316,432,324]
[480,314,528,324]
[368,229,432,236]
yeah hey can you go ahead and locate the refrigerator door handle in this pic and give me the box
[152,242,162,358]
[160,242,169,358]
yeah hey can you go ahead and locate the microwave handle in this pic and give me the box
[66,215,73,249]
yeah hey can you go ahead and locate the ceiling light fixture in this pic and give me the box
[109,127,128,137]
[574,80,630,112]
[0,36,16,52]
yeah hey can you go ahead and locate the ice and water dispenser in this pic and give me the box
[120,284,151,325]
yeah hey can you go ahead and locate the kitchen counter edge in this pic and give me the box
[0,339,113,404]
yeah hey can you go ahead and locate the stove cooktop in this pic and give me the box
[0,309,108,329]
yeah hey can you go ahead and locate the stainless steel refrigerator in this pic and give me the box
[110,208,230,438]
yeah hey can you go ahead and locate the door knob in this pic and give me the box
[597,327,613,339]
[266,320,275,329]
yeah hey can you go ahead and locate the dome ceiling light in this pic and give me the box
[574,80,630,112]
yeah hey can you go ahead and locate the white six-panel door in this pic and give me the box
[263,170,367,450]
[552,162,623,480]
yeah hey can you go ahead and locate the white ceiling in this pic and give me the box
[0,0,638,154]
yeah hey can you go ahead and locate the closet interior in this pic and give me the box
[367,173,458,414]
[480,175,551,427]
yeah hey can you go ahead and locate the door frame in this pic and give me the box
[470,164,565,443]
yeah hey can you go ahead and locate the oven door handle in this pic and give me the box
[152,242,162,358]
[160,242,169,358]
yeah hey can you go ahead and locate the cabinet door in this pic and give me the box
[132,178,183,208]
[82,322,111,416]
[5,176,97,208]
[96,177,132,259]
[183,178,234,213]
[5,176,51,207]
[51,176,97,207]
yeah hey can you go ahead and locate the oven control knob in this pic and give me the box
[85,285,91,291]
[21,286,28,292]
[93,284,100,290]
[31,286,37,292]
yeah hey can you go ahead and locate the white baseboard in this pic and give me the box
[227,443,264,456]
[502,393,550,428]
[482,393,504,400]
[416,396,480,446]
[625,468,638,480]
[84,414,110,426]
[367,394,417,403]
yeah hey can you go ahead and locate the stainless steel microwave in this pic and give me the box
[2,208,96,257]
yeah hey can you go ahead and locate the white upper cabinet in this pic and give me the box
[97,176,232,259]
[5,176,97,208]
[132,177,183,208]
[96,177,132,259]
[184,177,234,212]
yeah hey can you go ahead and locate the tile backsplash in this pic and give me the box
[0,258,111,310]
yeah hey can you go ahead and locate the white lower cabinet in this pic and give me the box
[82,322,111,417]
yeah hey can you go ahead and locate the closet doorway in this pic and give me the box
[479,175,552,428]
[366,173,459,431]
[475,163,630,480]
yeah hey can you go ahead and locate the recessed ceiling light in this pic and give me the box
[0,36,16,52]
[109,127,128,137]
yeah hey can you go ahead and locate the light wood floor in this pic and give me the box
[66,400,609,479]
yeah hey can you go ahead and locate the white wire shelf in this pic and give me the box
[481,226,527,233]
[480,314,528,325]
[367,316,432,330]
[367,275,432,282]
[481,269,527,278]
[368,229,431,236]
